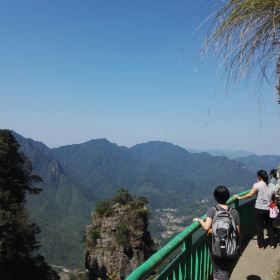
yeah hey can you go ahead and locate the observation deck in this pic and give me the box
[126,190,280,280]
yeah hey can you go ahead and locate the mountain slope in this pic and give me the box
[53,140,255,207]
[13,132,258,268]
[52,139,135,199]
[13,132,94,268]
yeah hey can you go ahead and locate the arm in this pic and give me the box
[234,186,258,200]
[193,217,212,231]
[236,224,240,236]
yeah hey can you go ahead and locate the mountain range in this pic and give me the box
[12,132,279,268]
[235,155,280,173]
[196,149,254,159]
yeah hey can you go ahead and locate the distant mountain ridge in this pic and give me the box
[52,139,256,204]
[189,148,255,159]
[235,154,280,172]
[12,132,264,268]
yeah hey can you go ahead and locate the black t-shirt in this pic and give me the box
[206,205,240,226]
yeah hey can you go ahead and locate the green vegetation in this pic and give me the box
[95,200,113,217]
[13,133,257,268]
[95,189,148,218]
[129,197,149,217]
[137,196,149,206]
[93,189,149,247]
[206,0,280,102]
[96,271,119,280]
[146,274,157,280]
[106,271,121,280]
[112,188,133,205]
[116,222,130,246]
[88,226,101,246]
[0,130,59,280]
[13,132,93,268]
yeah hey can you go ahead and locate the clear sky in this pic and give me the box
[0,0,280,155]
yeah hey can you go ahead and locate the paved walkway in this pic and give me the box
[231,236,280,280]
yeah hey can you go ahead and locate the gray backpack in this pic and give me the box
[211,206,238,258]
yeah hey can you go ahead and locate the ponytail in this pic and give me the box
[257,170,269,185]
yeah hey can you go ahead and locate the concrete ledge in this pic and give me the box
[231,236,280,280]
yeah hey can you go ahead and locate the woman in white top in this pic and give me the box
[234,170,276,249]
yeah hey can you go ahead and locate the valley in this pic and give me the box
[12,131,279,269]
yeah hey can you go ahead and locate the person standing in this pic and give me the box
[234,170,276,249]
[270,169,278,186]
[193,186,240,280]
[270,168,280,239]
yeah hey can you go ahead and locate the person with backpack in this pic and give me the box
[234,170,276,249]
[193,186,240,280]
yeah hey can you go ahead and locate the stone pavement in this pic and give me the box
[231,236,280,280]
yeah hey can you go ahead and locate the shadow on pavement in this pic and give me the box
[247,275,261,280]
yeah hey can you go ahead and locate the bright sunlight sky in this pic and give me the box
[0,0,280,154]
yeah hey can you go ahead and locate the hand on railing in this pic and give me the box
[193,217,212,231]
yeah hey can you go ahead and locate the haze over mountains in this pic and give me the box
[12,131,279,268]
[195,149,254,159]
[235,155,280,173]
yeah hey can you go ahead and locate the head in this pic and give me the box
[257,170,269,185]
[270,169,277,179]
[214,186,230,204]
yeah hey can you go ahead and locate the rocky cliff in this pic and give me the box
[84,190,155,280]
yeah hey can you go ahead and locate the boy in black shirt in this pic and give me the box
[193,186,240,280]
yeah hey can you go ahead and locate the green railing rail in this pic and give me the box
[126,189,256,280]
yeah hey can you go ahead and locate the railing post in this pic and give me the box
[181,237,188,279]
[233,198,242,244]
[182,235,191,252]
[184,235,193,280]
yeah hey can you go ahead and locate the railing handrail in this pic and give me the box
[126,189,252,280]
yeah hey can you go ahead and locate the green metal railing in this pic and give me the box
[126,189,256,280]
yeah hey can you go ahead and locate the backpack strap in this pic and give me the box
[227,206,233,213]
[214,205,220,212]
[215,205,230,212]
[226,207,238,232]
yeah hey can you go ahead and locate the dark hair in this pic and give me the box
[214,186,230,204]
[270,169,278,179]
[257,170,269,185]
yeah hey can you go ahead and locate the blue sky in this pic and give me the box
[0,0,279,154]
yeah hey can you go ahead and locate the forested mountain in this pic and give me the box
[52,140,255,206]
[129,142,254,196]
[13,132,94,268]
[0,130,59,280]
[13,132,257,268]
